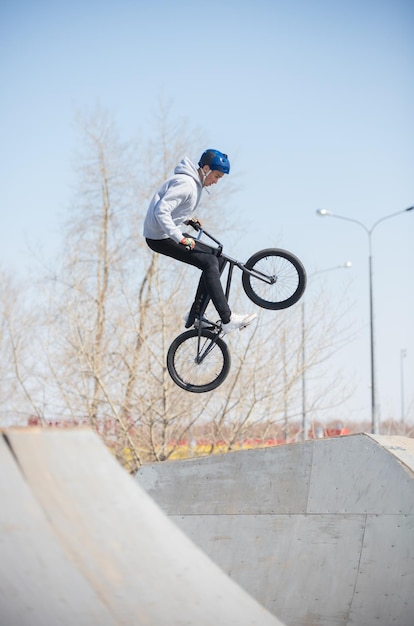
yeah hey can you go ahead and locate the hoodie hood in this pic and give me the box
[174,157,202,187]
[143,157,203,243]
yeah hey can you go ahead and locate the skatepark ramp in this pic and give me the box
[0,428,284,626]
[137,433,414,626]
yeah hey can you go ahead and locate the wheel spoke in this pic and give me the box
[167,330,230,393]
[242,249,306,310]
[175,336,224,385]
[251,255,299,302]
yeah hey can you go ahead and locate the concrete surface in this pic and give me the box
[0,428,284,626]
[137,433,414,626]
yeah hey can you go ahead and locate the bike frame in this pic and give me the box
[182,227,278,368]
[169,225,307,392]
[190,227,277,316]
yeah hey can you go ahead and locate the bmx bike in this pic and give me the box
[166,224,307,393]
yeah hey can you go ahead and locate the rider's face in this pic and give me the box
[202,167,225,187]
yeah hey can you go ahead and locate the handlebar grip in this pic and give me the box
[184,219,201,231]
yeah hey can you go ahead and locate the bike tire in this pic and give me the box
[242,248,306,310]
[167,329,231,393]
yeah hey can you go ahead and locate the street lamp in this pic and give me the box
[301,262,352,441]
[316,205,413,434]
[400,349,407,425]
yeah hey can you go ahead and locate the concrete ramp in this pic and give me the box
[0,428,284,626]
[136,433,414,626]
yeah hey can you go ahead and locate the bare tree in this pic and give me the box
[32,106,232,471]
[1,105,383,471]
[0,270,45,424]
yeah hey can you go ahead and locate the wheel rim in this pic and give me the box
[173,335,226,389]
[249,254,300,304]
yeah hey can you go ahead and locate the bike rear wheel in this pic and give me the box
[167,329,231,393]
[242,248,306,309]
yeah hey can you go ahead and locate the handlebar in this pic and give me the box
[183,220,223,255]
[184,220,222,247]
[184,219,201,232]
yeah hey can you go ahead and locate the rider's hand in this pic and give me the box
[180,237,195,250]
[184,217,202,230]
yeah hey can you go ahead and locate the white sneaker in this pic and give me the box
[222,313,257,335]
[184,312,212,329]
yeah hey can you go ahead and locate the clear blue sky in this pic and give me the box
[1,0,413,426]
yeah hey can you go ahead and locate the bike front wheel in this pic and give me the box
[242,248,306,310]
[167,329,231,393]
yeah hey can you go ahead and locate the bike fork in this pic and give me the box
[195,329,222,364]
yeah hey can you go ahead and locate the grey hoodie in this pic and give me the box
[143,157,203,243]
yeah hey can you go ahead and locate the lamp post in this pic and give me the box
[301,262,352,441]
[316,206,413,434]
[400,348,407,425]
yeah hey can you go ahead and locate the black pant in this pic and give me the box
[146,238,231,324]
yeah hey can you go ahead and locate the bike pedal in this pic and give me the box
[193,317,217,330]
